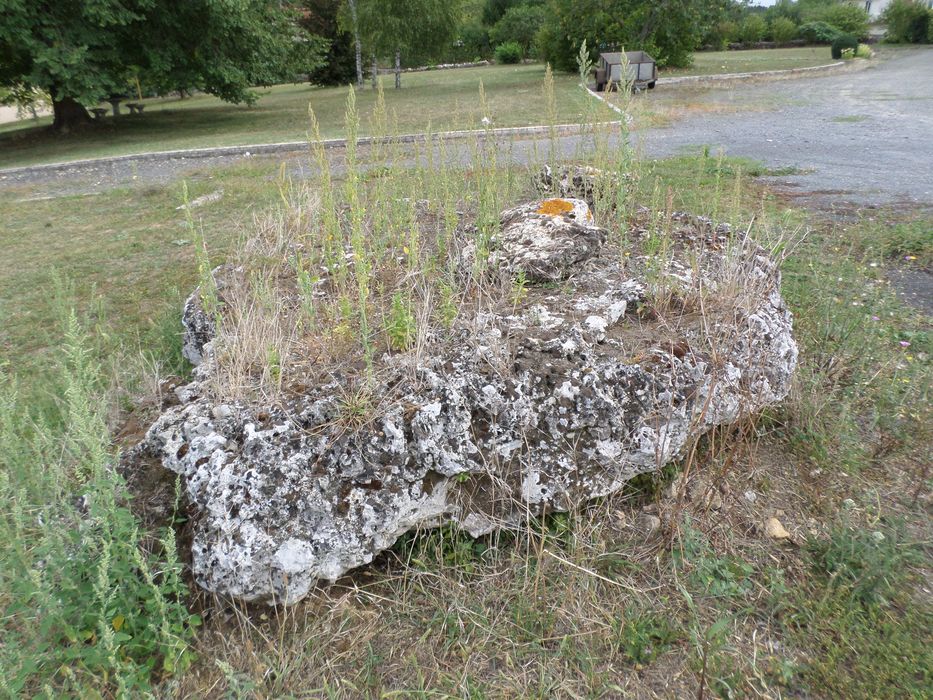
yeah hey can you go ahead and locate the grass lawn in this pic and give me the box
[0,64,610,169]
[662,46,836,77]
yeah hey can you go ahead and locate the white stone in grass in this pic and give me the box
[765,517,791,540]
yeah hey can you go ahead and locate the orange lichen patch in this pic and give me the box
[536,198,575,216]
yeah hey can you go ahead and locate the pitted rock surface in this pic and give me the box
[533,165,620,204]
[134,199,797,604]
[181,264,241,366]
[494,198,607,281]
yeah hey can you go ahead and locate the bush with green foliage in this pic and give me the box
[812,2,869,38]
[702,19,739,49]
[494,40,523,63]
[770,16,799,43]
[538,0,727,70]
[738,14,769,43]
[831,33,858,58]
[882,0,932,43]
[457,23,493,60]
[490,4,545,57]
[798,20,844,43]
[766,0,803,26]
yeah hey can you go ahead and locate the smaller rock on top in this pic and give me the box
[495,197,607,282]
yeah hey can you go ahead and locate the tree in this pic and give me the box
[811,2,869,38]
[490,4,546,57]
[538,0,731,71]
[738,14,768,43]
[301,0,357,86]
[346,0,364,87]
[0,1,324,132]
[770,16,799,43]
[882,0,933,43]
[353,0,464,88]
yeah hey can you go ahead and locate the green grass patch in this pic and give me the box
[662,47,835,77]
[781,523,932,699]
[0,64,610,169]
[0,315,199,696]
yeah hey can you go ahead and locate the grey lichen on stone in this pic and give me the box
[133,195,798,605]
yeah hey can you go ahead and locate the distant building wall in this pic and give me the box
[864,0,892,20]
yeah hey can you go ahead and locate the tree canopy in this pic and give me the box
[0,0,324,131]
[538,0,731,70]
[351,0,463,86]
[300,0,357,86]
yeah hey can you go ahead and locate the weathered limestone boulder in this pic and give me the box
[134,198,797,604]
[533,164,620,203]
[180,264,241,366]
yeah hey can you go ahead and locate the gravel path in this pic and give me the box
[637,47,933,212]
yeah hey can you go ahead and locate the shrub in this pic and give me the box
[770,16,799,43]
[738,14,768,43]
[458,23,493,60]
[705,19,739,49]
[537,0,702,70]
[489,4,545,57]
[855,43,872,57]
[0,315,199,695]
[766,0,802,25]
[814,3,870,39]
[799,20,844,43]
[494,41,522,64]
[831,33,859,59]
[882,0,932,43]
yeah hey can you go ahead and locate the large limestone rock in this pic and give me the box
[134,197,797,604]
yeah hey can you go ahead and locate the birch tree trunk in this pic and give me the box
[348,0,363,88]
[394,49,401,89]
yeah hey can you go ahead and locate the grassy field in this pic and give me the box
[662,46,837,77]
[0,64,612,169]
[1,109,930,696]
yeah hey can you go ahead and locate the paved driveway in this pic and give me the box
[638,47,933,211]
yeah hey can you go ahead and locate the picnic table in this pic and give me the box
[91,108,108,120]
[126,103,145,115]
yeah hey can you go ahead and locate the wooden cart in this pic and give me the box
[594,51,657,91]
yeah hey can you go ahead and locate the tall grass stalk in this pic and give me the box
[343,87,373,367]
